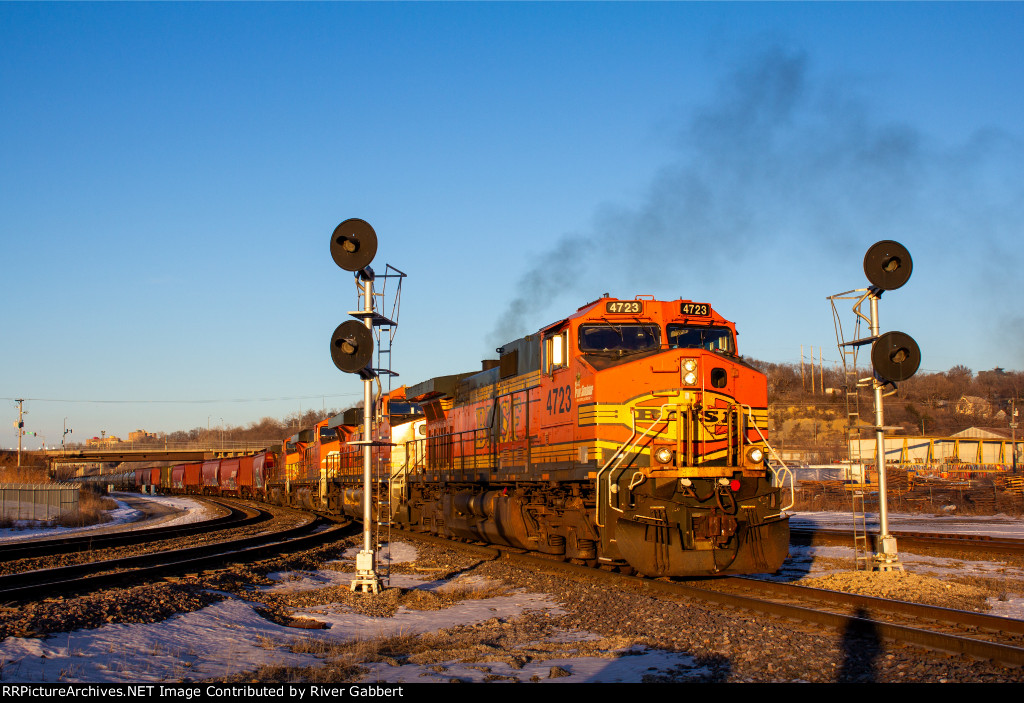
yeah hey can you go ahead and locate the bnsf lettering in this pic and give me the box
[546,385,572,415]
[636,409,677,421]
[635,408,726,423]
[498,397,525,443]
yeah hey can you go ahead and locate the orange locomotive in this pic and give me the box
[312,295,789,577]
[269,418,345,509]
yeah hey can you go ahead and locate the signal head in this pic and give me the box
[864,240,913,290]
[871,331,921,382]
[330,320,374,373]
[330,218,378,272]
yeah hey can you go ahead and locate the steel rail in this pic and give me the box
[0,498,266,562]
[0,515,353,602]
[790,526,1024,556]
[390,527,1024,668]
[725,576,1024,636]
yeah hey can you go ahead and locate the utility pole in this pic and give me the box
[15,399,25,468]
[63,418,72,458]
[819,347,824,395]
[1011,399,1019,474]
[811,346,816,394]
[800,345,806,391]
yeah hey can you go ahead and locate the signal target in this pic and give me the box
[863,240,913,291]
[331,218,378,272]
[871,331,921,382]
[330,320,374,373]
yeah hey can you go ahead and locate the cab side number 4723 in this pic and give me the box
[547,385,572,415]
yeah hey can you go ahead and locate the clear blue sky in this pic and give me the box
[2,2,1023,449]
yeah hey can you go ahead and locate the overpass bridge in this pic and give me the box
[42,442,278,472]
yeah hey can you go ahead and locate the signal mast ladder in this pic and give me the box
[847,372,872,572]
[832,291,876,572]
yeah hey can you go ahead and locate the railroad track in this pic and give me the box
[0,497,267,563]
[390,527,1024,669]
[791,526,1024,556]
[0,507,355,602]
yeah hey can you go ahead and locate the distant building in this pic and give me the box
[957,395,995,418]
[128,429,157,442]
[853,427,1020,467]
[951,426,1010,440]
[86,435,122,447]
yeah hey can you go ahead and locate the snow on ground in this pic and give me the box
[357,644,706,684]
[779,510,1024,620]
[0,493,216,544]
[2,505,1024,682]
[125,494,220,529]
[0,542,707,683]
[790,510,1024,539]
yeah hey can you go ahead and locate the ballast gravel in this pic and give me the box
[462,556,1018,683]
[225,538,1021,683]
[1,533,1021,683]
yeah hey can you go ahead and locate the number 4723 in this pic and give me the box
[547,385,572,414]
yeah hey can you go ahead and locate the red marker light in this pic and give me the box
[729,479,741,492]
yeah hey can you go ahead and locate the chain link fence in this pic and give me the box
[0,483,80,521]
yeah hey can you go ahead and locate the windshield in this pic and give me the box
[388,401,421,416]
[667,325,735,353]
[579,324,661,353]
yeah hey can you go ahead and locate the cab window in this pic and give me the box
[667,325,734,353]
[578,324,661,353]
[387,401,421,417]
[543,330,569,373]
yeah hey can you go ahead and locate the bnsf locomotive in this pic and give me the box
[133,296,789,577]
[277,295,789,577]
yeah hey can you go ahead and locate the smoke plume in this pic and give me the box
[486,45,1024,366]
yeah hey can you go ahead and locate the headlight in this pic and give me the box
[654,447,674,464]
[746,447,765,464]
[682,359,698,385]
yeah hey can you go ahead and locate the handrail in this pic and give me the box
[596,404,674,527]
[740,403,794,511]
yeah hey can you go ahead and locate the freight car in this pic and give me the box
[274,295,790,577]
[76,470,136,492]
[129,453,277,498]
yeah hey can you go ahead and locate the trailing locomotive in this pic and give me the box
[128,295,790,577]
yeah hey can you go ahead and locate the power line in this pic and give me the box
[2,393,360,405]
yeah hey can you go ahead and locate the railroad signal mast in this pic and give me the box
[14,399,26,468]
[329,218,406,594]
[829,241,921,572]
